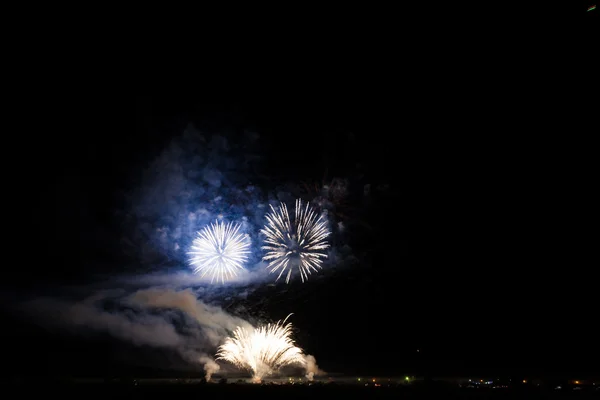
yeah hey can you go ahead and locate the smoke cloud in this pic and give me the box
[303,354,324,381]
[26,297,184,349]
[127,288,253,346]
[21,287,254,373]
[199,356,220,381]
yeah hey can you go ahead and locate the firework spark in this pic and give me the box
[187,220,251,283]
[261,199,331,283]
[216,314,306,382]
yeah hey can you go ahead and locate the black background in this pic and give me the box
[0,2,597,380]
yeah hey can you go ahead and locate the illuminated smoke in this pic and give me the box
[303,354,322,381]
[199,356,220,381]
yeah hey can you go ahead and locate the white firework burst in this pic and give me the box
[216,314,306,382]
[261,199,331,283]
[187,220,251,283]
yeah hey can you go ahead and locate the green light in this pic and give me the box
[358,378,361,381]
[587,5,596,11]
[405,376,410,381]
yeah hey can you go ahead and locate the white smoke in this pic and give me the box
[127,288,254,345]
[199,356,220,381]
[21,287,255,374]
[303,354,324,381]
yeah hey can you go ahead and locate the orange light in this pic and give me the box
[372,379,376,382]
[522,380,527,383]
[575,381,580,384]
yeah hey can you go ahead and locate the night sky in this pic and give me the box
[1,7,597,379]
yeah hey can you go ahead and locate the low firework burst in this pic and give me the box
[216,314,306,382]
[261,199,331,283]
[187,220,251,284]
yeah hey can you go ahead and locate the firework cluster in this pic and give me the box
[185,200,328,381]
[162,133,338,382]
[187,199,330,284]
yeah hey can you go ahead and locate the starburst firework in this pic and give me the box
[216,314,306,382]
[261,199,330,283]
[187,220,250,283]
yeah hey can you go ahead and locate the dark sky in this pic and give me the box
[1,93,595,381]
[1,6,597,380]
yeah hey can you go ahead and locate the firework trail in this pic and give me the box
[187,220,251,284]
[261,199,331,283]
[216,314,306,382]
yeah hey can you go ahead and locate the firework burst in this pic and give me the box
[216,314,306,382]
[187,220,251,283]
[261,199,331,283]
